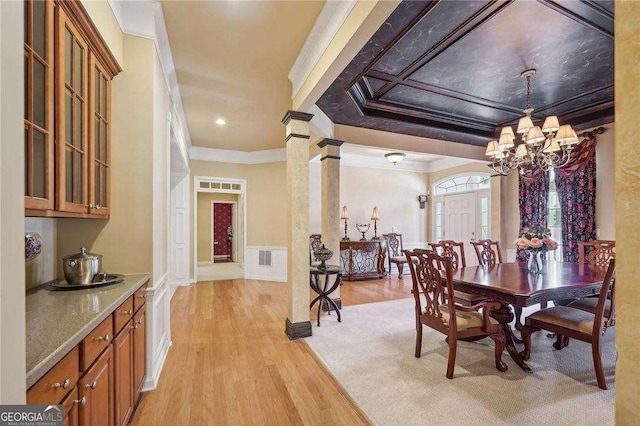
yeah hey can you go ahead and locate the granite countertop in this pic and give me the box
[26,274,150,388]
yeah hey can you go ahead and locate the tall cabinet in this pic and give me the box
[24,0,120,218]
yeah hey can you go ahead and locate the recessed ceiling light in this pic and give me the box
[215,118,226,126]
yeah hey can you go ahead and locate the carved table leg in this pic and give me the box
[490,303,532,373]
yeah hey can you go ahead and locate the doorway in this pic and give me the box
[211,201,237,263]
[194,176,246,281]
[432,174,491,266]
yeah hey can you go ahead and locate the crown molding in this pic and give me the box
[190,147,286,164]
[288,1,357,99]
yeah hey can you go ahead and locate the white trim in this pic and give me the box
[288,1,357,99]
[190,146,285,164]
[142,272,171,391]
[308,104,335,141]
[193,177,247,281]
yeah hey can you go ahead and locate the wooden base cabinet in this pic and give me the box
[133,305,146,402]
[61,387,81,426]
[79,346,114,426]
[113,321,134,426]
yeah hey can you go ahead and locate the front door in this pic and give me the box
[443,192,478,266]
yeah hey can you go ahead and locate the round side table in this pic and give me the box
[309,265,343,326]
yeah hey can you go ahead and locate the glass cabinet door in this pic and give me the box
[56,7,88,213]
[88,54,110,216]
[24,0,54,210]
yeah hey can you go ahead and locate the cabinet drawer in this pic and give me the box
[81,316,113,371]
[133,283,147,313]
[114,296,134,335]
[27,346,80,405]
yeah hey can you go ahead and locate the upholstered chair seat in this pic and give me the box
[526,306,596,334]
[567,297,612,316]
[438,305,499,330]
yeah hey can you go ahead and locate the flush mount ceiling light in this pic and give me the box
[485,69,582,177]
[385,152,406,165]
[215,118,226,126]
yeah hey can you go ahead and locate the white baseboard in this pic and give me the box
[142,335,171,391]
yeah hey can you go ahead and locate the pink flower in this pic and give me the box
[530,237,543,248]
[514,237,530,248]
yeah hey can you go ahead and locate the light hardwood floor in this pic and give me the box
[130,274,413,425]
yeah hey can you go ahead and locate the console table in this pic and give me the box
[339,240,386,280]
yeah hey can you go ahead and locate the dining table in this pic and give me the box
[450,261,607,372]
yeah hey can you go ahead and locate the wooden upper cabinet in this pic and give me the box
[25,0,121,218]
[24,0,55,210]
[88,55,110,217]
[57,7,89,214]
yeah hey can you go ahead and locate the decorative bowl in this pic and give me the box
[314,244,333,270]
[25,233,43,261]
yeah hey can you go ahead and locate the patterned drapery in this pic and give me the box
[517,172,550,261]
[555,137,597,262]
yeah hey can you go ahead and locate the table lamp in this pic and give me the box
[340,206,350,241]
[371,207,380,240]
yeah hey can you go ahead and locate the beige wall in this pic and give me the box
[0,0,27,402]
[81,0,124,67]
[595,124,615,240]
[196,193,238,262]
[58,36,156,281]
[309,163,429,244]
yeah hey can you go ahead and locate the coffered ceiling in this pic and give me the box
[317,0,614,147]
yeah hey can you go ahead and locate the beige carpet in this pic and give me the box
[304,298,615,425]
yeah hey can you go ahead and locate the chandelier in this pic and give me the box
[485,69,581,177]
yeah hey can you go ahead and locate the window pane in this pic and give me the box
[94,117,100,160]
[65,28,72,85]
[66,149,73,201]
[436,202,442,215]
[24,55,29,120]
[101,167,107,207]
[232,184,241,190]
[33,59,46,128]
[74,97,82,148]
[94,164,100,207]
[199,182,209,189]
[100,73,106,110]
[75,151,83,204]
[481,197,488,211]
[94,68,100,112]
[33,0,46,58]
[100,121,106,162]
[33,130,46,198]
[74,42,83,92]
[211,182,221,189]
[481,212,488,226]
[24,1,29,44]
[65,91,72,145]
[25,129,29,196]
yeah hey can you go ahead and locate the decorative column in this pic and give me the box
[615,3,640,423]
[318,138,344,309]
[282,110,314,340]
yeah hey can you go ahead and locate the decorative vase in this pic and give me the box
[527,250,544,274]
[314,244,333,270]
[25,232,43,261]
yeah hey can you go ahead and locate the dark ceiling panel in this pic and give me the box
[383,85,521,126]
[371,1,490,76]
[409,1,613,109]
[315,0,614,147]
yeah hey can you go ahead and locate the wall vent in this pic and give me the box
[258,250,272,267]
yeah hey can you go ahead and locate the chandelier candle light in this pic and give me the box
[340,206,350,241]
[486,69,582,178]
[371,207,380,240]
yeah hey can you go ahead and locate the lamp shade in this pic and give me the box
[542,137,561,153]
[542,116,560,133]
[340,205,349,220]
[385,152,406,164]
[485,141,500,157]
[498,130,515,149]
[525,126,545,144]
[516,116,534,134]
[555,125,575,145]
[371,207,380,220]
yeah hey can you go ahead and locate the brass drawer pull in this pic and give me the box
[96,334,110,342]
[122,309,133,315]
[73,396,87,406]
[85,380,97,390]
[53,378,70,389]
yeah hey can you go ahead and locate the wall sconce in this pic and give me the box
[418,194,429,209]
[370,207,380,240]
[340,205,350,241]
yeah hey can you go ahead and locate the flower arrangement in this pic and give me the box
[514,226,559,251]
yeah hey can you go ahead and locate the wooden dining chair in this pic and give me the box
[429,240,487,306]
[568,240,615,314]
[520,258,616,390]
[383,233,409,278]
[470,239,503,267]
[405,249,508,379]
